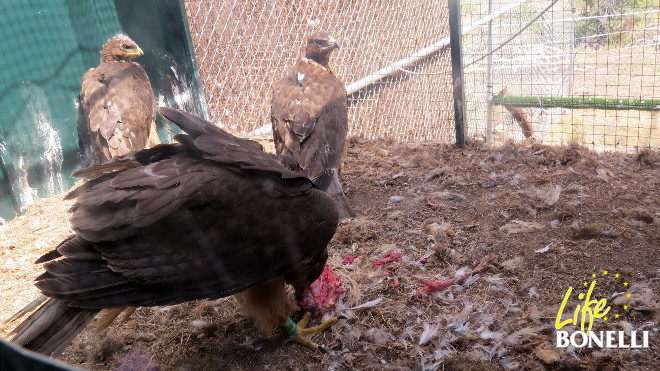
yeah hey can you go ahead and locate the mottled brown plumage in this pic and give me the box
[78,34,157,165]
[271,31,356,220]
[10,108,339,356]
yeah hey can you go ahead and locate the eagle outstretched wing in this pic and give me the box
[11,108,339,356]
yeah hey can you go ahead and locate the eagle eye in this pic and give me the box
[121,44,130,49]
[312,39,326,47]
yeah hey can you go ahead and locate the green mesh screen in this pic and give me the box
[0,0,207,222]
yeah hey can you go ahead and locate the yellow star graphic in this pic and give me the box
[604,317,608,321]
[615,274,620,278]
[624,305,628,310]
[603,271,608,275]
[624,282,628,286]
[592,273,597,278]
[627,294,631,298]
[583,282,588,286]
[615,314,620,318]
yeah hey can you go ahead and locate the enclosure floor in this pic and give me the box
[1,138,659,370]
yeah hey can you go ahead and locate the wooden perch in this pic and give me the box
[493,95,660,111]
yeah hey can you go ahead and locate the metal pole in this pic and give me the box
[569,0,576,95]
[486,0,494,144]
[449,0,466,148]
[345,39,451,97]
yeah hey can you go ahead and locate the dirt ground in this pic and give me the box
[1,138,660,370]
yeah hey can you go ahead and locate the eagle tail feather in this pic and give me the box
[6,295,48,323]
[316,170,356,220]
[10,298,97,357]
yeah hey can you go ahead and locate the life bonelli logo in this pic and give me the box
[554,271,650,349]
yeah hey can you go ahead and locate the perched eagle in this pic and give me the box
[77,34,158,165]
[10,108,340,356]
[271,31,356,220]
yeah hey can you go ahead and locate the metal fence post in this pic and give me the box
[449,0,466,148]
[569,0,576,95]
[486,0,494,144]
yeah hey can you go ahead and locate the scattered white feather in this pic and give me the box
[611,291,626,299]
[463,273,480,286]
[467,347,490,362]
[433,340,456,362]
[192,319,208,328]
[455,267,469,277]
[365,328,395,345]
[528,287,539,298]
[447,317,471,336]
[487,274,507,286]
[399,326,415,343]
[480,329,505,341]
[473,344,502,361]
[638,322,656,331]
[476,313,496,327]
[420,351,442,371]
[619,321,633,336]
[500,220,544,234]
[419,323,439,345]
[500,298,517,314]
[539,184,562,206]
[348,298,384,310]
[535,243,552,253]
[503,327,541,346]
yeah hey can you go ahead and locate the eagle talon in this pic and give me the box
[282,312,339,351]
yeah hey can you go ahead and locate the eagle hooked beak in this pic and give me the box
[329,37,340,50]
[129,46,144,57]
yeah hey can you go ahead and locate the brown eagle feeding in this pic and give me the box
[78,34,158,165]
[10,108,340,356]
[271,31,356,220]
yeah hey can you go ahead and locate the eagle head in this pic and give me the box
[101,34,144,63]
[305,31,340,68]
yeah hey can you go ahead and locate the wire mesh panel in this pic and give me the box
[570,0,659,151]
[183,0,455,142]
[461,0,575,144]
[461,0,660,152]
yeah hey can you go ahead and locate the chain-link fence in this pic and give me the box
[183,0,659,151]
[183,0,455,142]
[461,0,659,152]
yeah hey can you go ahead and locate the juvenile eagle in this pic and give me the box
[10,108,339,356]
[78,34,158,165]
[271,31,356,220]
